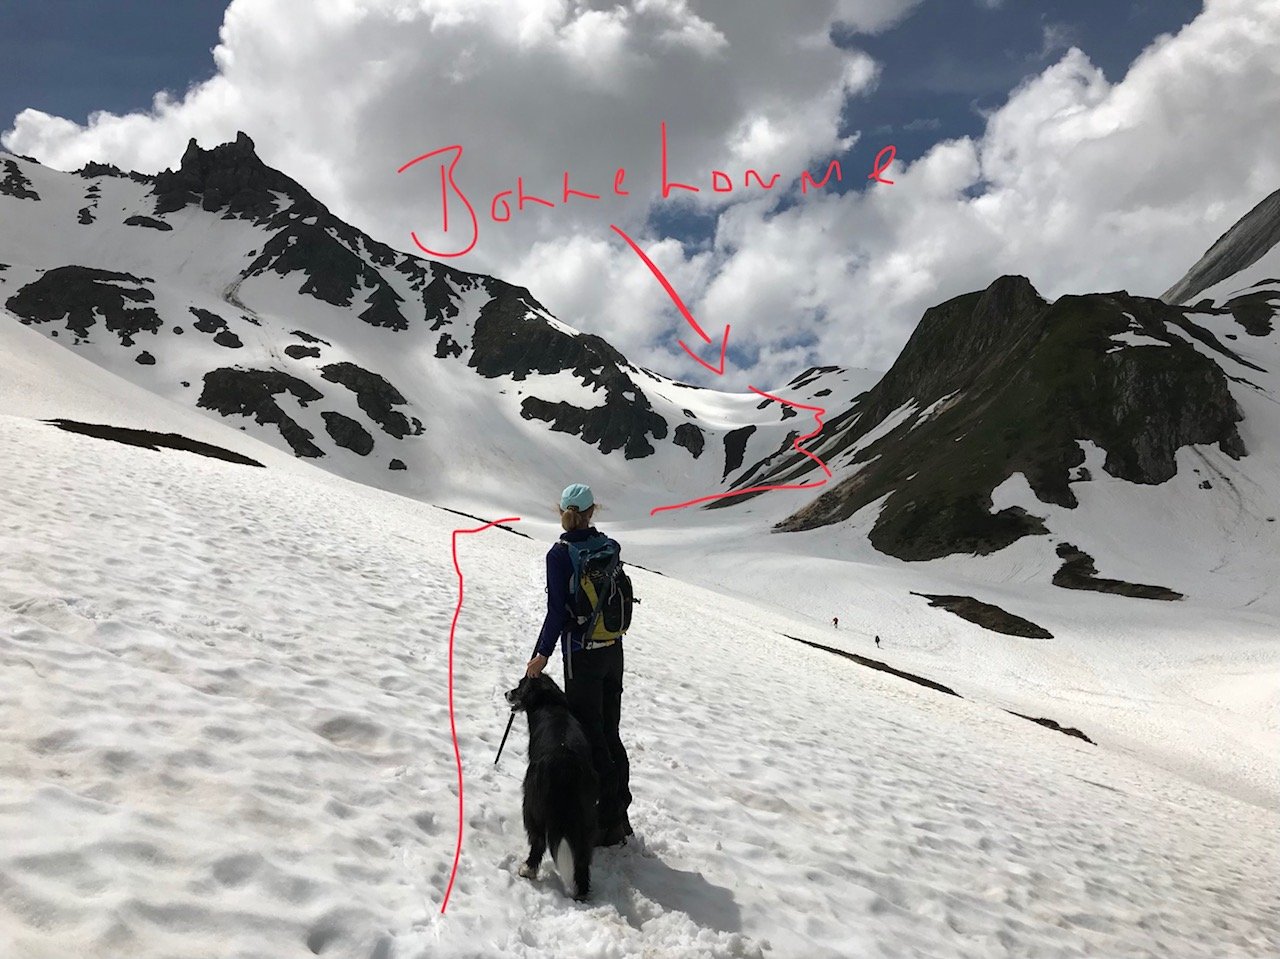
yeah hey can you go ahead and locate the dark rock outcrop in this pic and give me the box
[198,368,324,457]
[75,161,151,184]
[244,219,381,312]
[787,366,840,391]
[322,411,374,455]
[521,391,669,460]
[124,215,173,232]
[1,159,39,200]
[784,634,961,697]
[319,362,420,439]
[188,307,243,348]
[154,134,417,330]
[396,259,461,330]
[1005,712,1094,744]
[46,419,263,466]
[1224,288,1277,336]
[673,422,705,459]
[190,307,228,334]
[358,283,408,330]
[1052,543,1183,600]
[786,633,1092,744]
[6,267,162,344]
[435,332,463,359]
[912,593,1053,639]
[722,426,755,479]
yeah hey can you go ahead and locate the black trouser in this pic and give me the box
[564,641,631,829]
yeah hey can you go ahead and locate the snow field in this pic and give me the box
[1,410,1277,958]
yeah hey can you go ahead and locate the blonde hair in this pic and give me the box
[559,504,597,532]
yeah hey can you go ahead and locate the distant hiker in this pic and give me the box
[527,483,634,847]
[874,635,881,648]
[833,616,839,628]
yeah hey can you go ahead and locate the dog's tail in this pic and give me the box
[528,747,597,900]
[552,837,576,896]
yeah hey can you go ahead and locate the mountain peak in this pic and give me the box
[858,274,1048,423]
[1163,187,1280,305]
[152,132,320,223]
[178,130,259,169]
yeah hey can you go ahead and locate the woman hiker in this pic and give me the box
[525,483,634,846]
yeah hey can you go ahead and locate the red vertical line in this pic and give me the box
[441,515,522,914]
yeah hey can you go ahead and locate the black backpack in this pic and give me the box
[563,533,634,644]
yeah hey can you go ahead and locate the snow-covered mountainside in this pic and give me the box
[700,199,1280,625]
[1,310,1276,959]
[0,137,875,519]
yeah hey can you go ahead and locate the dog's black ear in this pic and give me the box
[519,674,556,708]
[531,674,569,707]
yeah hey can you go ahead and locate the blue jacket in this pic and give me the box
[534,527,622,659]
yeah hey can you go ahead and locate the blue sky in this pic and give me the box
[649,0,1205,251]
[839,1,1203,163]
[0,1,227,135]
[1,1,1200,171]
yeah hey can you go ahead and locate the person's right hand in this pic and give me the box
[525,654,548,678]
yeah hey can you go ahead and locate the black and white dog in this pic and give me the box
[505,674,598,901]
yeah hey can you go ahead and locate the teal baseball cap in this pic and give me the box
[560,483,595,511]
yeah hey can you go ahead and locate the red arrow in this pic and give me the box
[611,223,731,376]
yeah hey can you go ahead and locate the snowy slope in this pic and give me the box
[0,143,877,521]
[1,331,1276,959]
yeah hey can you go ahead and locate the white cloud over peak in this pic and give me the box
[5,0,1279,391]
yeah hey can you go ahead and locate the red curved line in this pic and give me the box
[442,515,521,915]
[748,385,831,478]
[650,479,828,515]
[649,387,831,516]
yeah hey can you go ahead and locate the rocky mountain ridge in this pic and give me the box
[0,135,868,514]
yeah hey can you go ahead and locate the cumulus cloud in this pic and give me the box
[5,0,1280,391]
[708,0,1280,384]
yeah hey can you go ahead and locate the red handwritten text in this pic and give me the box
[401,123,895,255]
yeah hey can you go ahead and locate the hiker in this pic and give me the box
[833,616,839,628]
[874,635,881,648]
[526,483,634,846]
